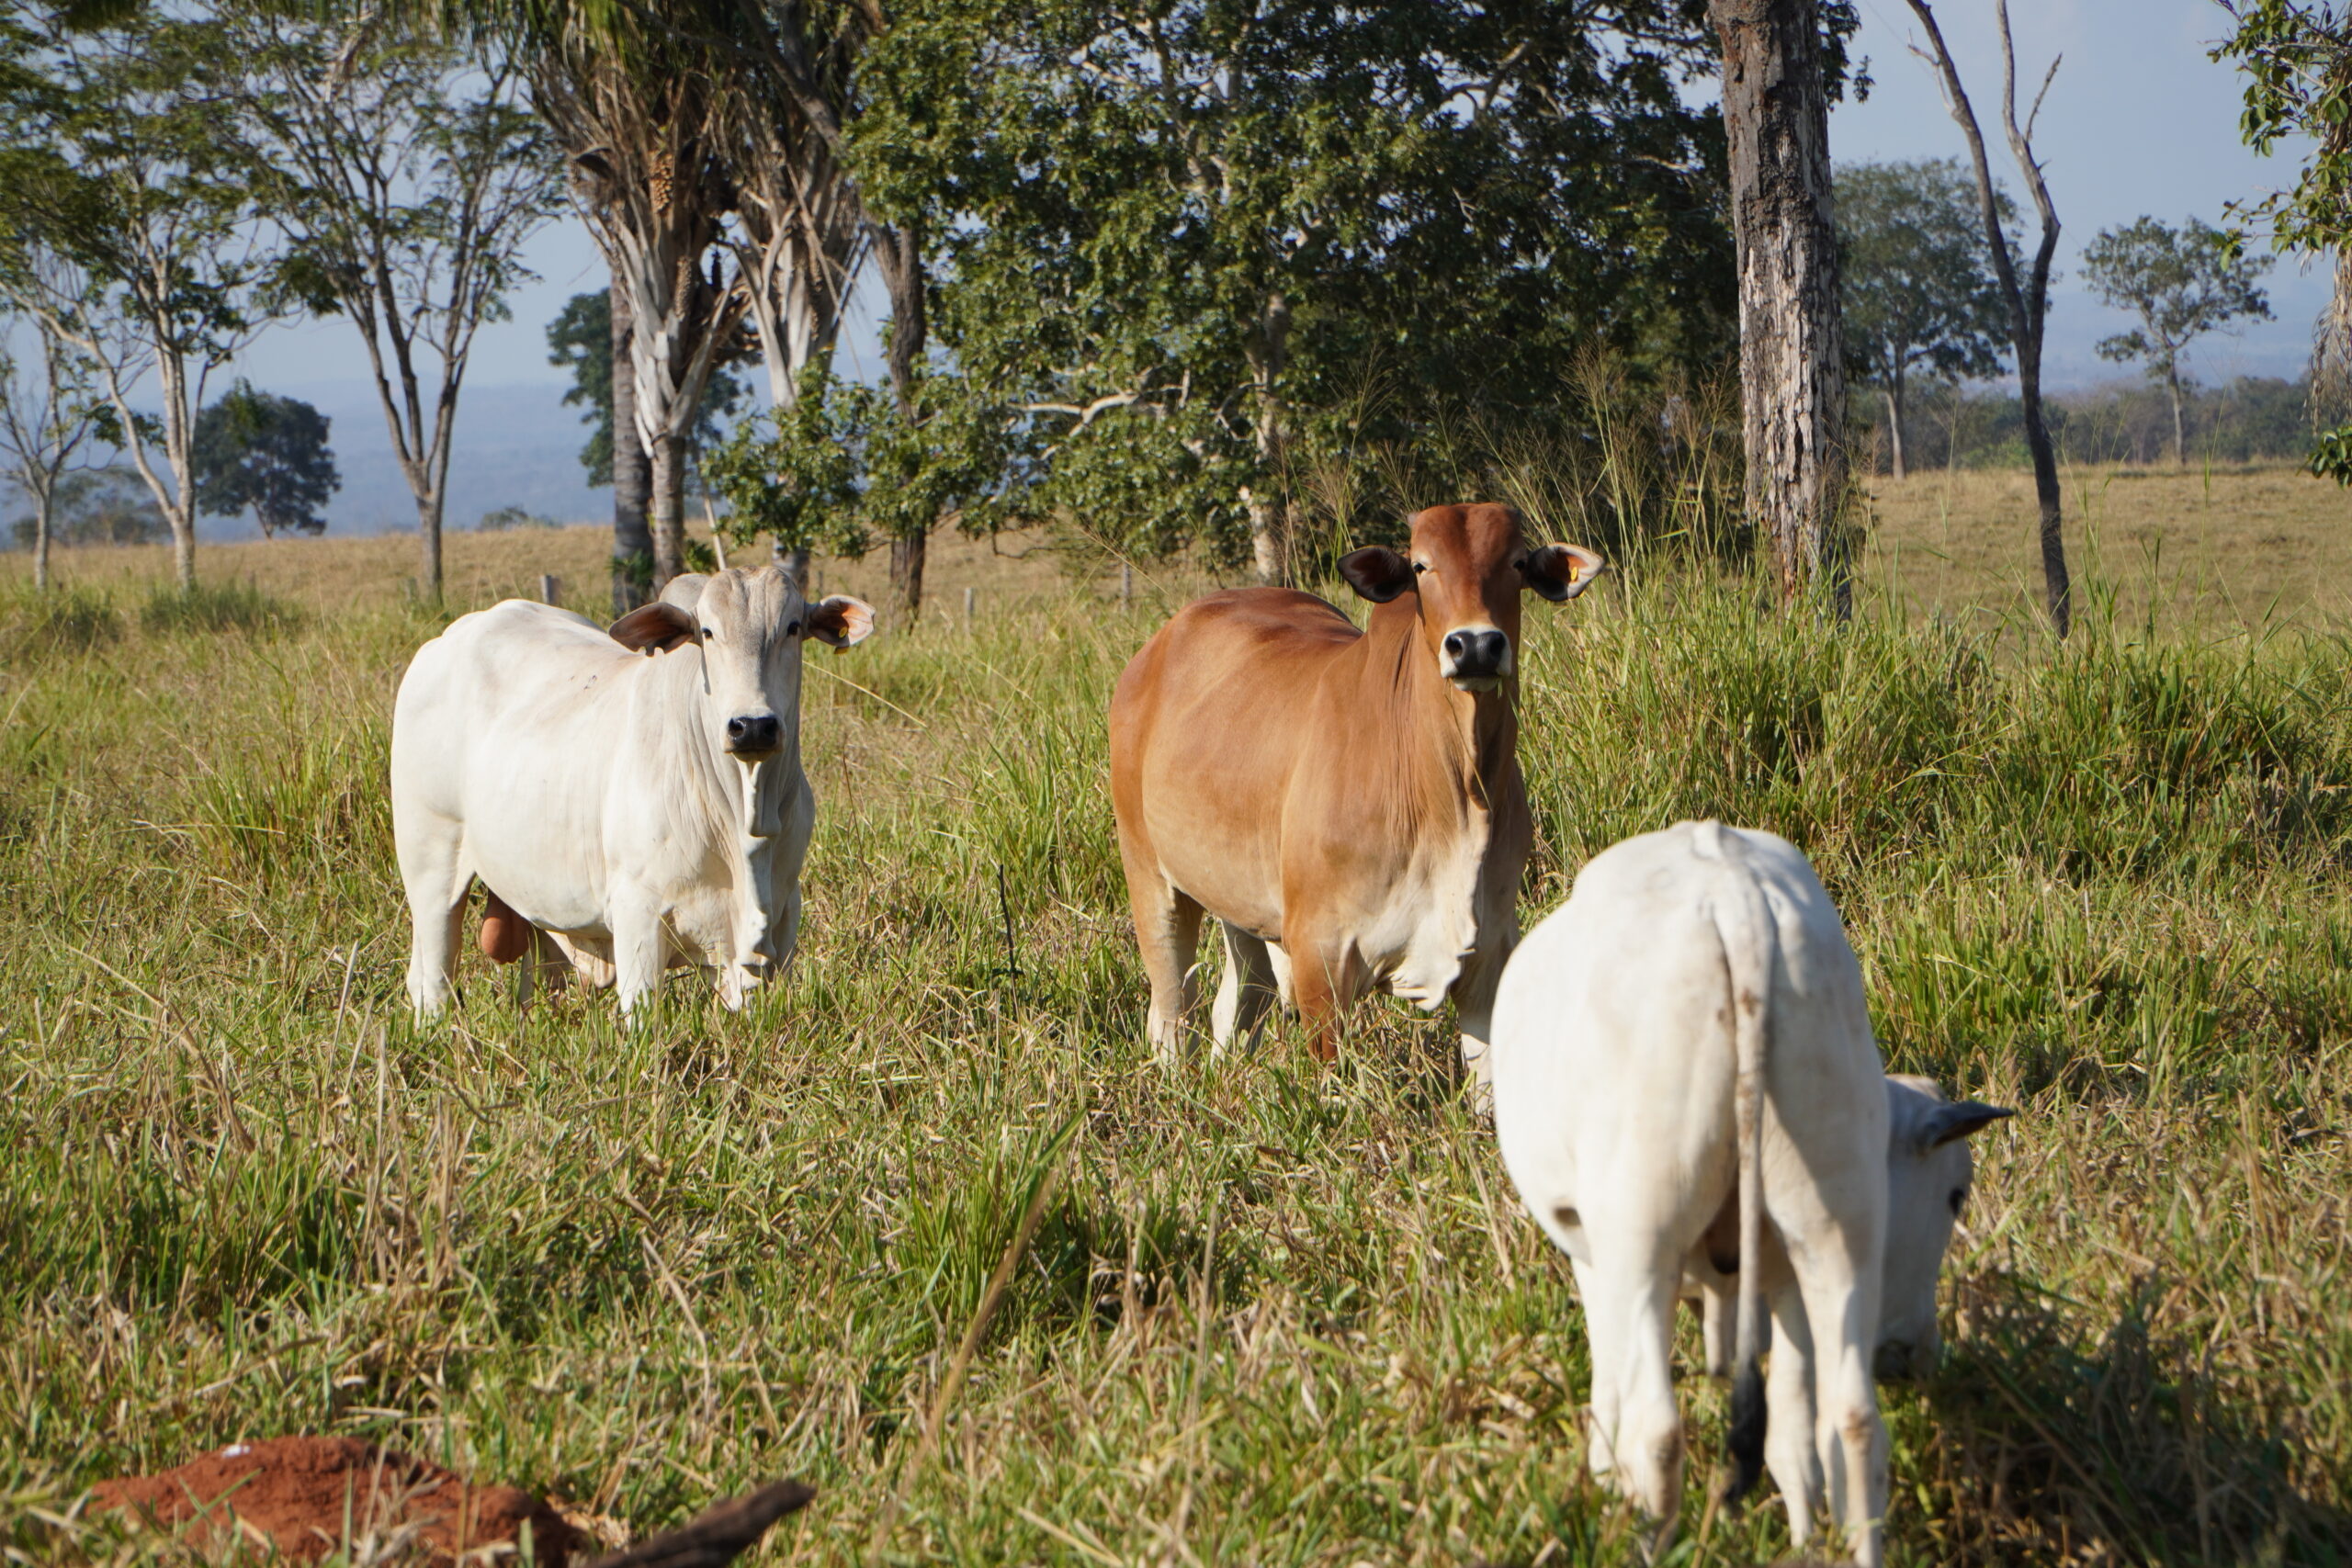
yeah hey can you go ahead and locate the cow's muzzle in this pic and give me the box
[726,712,782,757]
[1441,627,1511,687]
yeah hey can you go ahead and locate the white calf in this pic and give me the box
[1492,820,2009,1565]
[391,567,874,1017]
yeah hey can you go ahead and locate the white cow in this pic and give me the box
[391,566,875,1017]
[1491,821,2010,1565]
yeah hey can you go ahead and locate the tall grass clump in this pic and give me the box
[140,579,300,636]
[0,584,120,663]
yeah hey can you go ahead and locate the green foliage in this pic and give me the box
[0,9,261,385]
[703,368,863,558]
[546,288,753,489]
[191,381,339,538]
[1838,158,2014,389]
[2081,216,2274,386]
[706,367,1011,556]
[852,0,1747,565]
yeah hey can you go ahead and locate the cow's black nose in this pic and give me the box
[1444,628,1509,676]
[726,713,781,755]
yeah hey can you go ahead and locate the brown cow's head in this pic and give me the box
[1338,504,1605,692]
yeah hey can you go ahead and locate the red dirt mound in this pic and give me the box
[90,1435,578,1566]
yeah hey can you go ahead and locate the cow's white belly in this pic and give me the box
[1362,804,1490,1010]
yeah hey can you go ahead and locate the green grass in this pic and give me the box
[2,554,2349,1566]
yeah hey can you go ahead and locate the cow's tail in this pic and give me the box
[1702,822,1773,1506]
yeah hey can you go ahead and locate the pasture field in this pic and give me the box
[4,477,2352,1566]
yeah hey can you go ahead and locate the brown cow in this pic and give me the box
[1108,503,1604,1084]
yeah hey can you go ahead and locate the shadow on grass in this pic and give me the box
[1908,1271,2347,1565]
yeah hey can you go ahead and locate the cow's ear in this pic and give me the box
[1339,547,1415,604]
[1925,1100,2015,1148]
[1519,543,1607,603]
[805,594,876,649]
[607,603,699,654]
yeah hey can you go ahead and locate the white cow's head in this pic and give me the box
[608,567,875,761]
[1877,1075,2014,1379]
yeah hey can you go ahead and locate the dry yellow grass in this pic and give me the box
[0,521,1121,618]
[1860,462,2352,636]
[11,461,2351,639]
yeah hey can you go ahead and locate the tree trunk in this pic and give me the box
[775,539,810,594]
[650,429,688,589]
[1906,0,2069,637]
[1712,0,1849,615]
[610,282,654,614]
[169,506,196,591]
[32,497,51,593]
[2018,332,2069,633]
[1885,379,1907,481]
[872,220,931,622]
[888,529,927,624]
[2168,367,2187,470]
[1245,291,1292,586]
[417,492,443,601]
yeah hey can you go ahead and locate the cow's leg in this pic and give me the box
[1449,927,1514,1112]
[1785,1246,1887,1567]
[1569,1256,1623,1485]
[397,819,468,1019]
[1130,879,1204,1064]
[610,894,669,1020]
[1589,1235,1686,1534]
[1209,922,1280,1056]
[1765,1279,1826,1551]
[1283,928,1363,1064]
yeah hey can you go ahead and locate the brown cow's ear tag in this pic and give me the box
[806,595,877,649]
[1339,547,1415,604]
[1520,543,1607,603]
[607,603,699,652]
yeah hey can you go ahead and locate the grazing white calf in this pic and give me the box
[391,566,874,1017]
[1491,821,2009,1565]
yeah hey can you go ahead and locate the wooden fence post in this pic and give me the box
[538,574,560,606]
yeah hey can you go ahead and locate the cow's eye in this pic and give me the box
[786,620,801,637]
[1412,560,1430,574]
[700,626,714,640]
[1948,1187,1967,1216]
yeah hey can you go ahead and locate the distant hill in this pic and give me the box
[0,378,611,545]
[243,378,609,539]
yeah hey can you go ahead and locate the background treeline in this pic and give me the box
[1851,375,2314,475]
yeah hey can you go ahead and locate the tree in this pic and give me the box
[0,9,268,591]
[2080,217,2272,468]
[230,4,567,597]
[1837,158,2013,479]
[1905,0,2073,638]
[6,467,167,550]
[854,0,1742,586]
[1711,0,1851,610]
[191,381,340,538]
[546,288,750,487]
[2212,3,2352,481]
[0,289,99,592]
[527,27,746,593]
